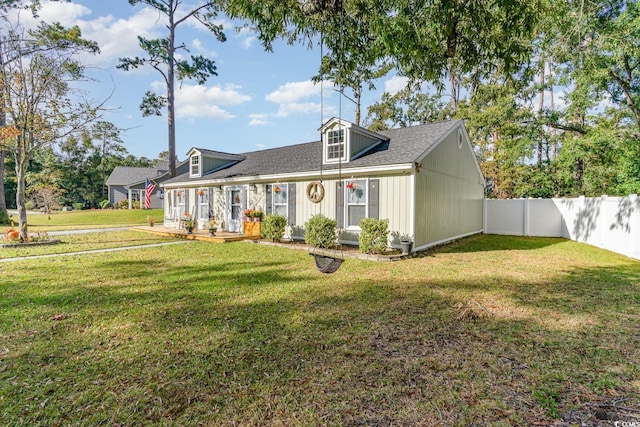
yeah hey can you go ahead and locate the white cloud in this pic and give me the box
[38,1,91,24]
[192,38,218,58]
[236,26,257,49]
[159,82,252,120]
[384,76,409,95]
[266,80,334,117]
[248,114,270,126]
[241,35,257,49]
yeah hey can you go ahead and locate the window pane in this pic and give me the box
[274,205,287,217]
[347,180,366,204]
[348,205,366,227]
[274,186,287,203]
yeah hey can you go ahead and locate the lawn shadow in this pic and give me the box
[2,248,639,426]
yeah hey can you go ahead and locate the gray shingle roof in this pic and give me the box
[163,119,461,184]
[105,166,168,186]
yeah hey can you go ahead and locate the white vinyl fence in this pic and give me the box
[484,195,640,260]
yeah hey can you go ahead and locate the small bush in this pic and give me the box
[72,202,84,211]
[359,218,389,254]
[25,201,35,210]
[304,214,338,249]
[100,200,111,209]
[0,210,9,225]
[261,214,288,242]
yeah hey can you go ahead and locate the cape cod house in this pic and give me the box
[160,118,485,253]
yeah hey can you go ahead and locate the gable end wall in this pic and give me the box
[414,128,484,248]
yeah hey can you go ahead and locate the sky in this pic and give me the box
[9,0,407,161]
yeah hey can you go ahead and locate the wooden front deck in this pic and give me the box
[133,225,261,243]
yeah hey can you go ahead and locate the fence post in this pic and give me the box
[524,198,530,237]
[630,194,640,260]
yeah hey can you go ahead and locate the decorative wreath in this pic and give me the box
[306,181,325,203]
[274,185,281,193]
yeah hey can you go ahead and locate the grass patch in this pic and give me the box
[0,234,639,425]
[0,230,177,259]
[5,209,164,231]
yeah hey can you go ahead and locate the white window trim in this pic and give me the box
[190,154,201,177]
[197,188,209,220]
[272,183,288,219]
[345,178,368,231]
[324,127,349,164]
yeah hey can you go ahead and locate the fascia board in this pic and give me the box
[160,163,413,188]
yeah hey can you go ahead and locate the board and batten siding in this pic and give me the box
[290,174,412,240]
[350,131,377,157]
[201,157,233,175]
[414,127,484,249]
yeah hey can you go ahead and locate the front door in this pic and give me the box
[226,187,246,232]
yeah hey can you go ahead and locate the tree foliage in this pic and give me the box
[0,20,100,240]
[118,0,226,178]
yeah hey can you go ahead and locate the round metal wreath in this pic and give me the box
[306,181,325,203]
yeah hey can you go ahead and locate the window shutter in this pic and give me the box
[185,190,189,215]
[368,179,379,219]
[208,188,214,219]
[266,185,272,214]
[336,181,344,229]
[243,188,248,210]
[288,183,296,225]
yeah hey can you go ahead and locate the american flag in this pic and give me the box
[144,178,156,209]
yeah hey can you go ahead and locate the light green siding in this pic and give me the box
[378,175,413,239]
[414,127,484,248]
[291,174,413,242]
[202,156,234,174]
[350,132,378,158]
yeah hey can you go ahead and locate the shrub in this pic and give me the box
[100,199,111,209]
[261,214,287,242]
[304,214,338,249]
[131,200,140,210]
[25,201,35,210]
[0,210,9,225]
[72,202,83,211]
[359,218,389,254]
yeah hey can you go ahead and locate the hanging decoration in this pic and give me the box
[306,181,325,203]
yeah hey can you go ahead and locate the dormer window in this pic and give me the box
[326,128,345,162]
[190,155,200,177]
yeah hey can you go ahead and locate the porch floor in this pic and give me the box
[132,225,261,243]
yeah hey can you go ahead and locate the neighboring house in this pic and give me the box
[105,160,178,209]
[160,118,485,252]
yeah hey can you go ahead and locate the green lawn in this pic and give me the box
[0,230,178,259]
[1,234,639,425]
[6,208,164,231]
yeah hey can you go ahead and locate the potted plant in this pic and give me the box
[208,218,218,236]
[182,213,194,234]
[147,216,156,227]
[399,233,413,255]
[251,209,263,222]
[244,208,253,221]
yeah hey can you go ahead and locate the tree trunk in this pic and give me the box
[0,147,6,216]
[449,61,459,113]
[537,59,545,167]
[0,37,6,218]
[15,155,28,241]
[167,8,177,178]
[549,61,557,160]
[354,84,362,126]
